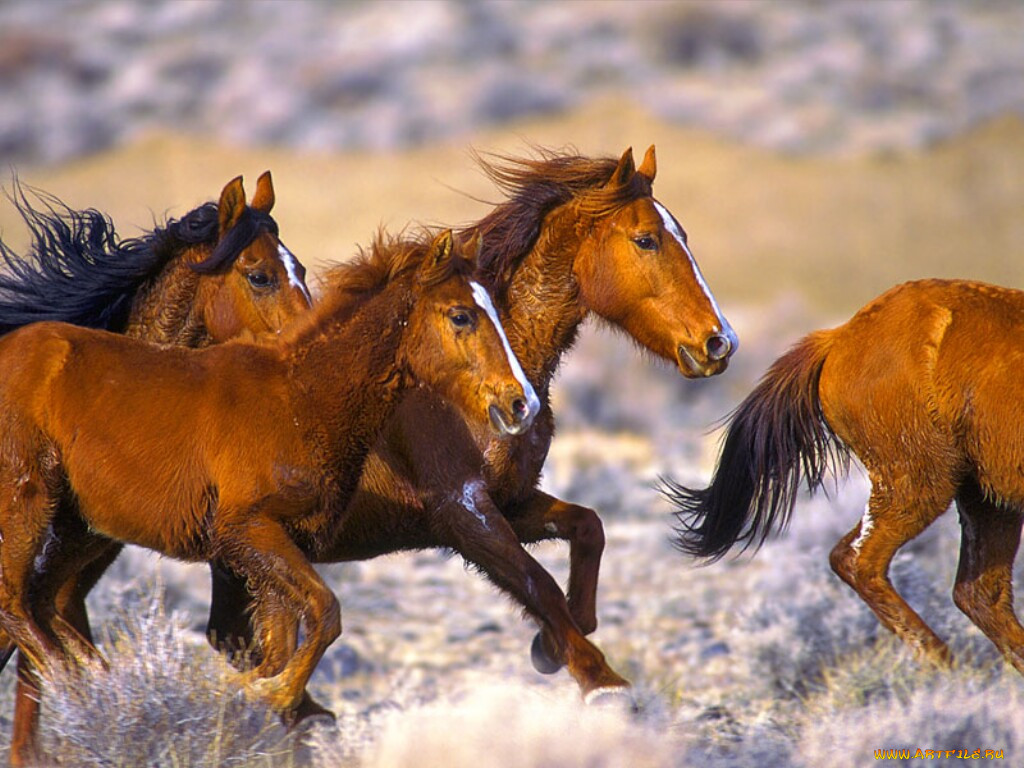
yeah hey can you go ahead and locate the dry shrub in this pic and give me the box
[321,681,675,768]
[799,670,1024,767]
[35,588,302,768]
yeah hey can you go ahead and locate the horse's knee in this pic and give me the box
[569,505,604,557]
[952,579,978,619]
[953,575,1009,629]
[309,588,341,645]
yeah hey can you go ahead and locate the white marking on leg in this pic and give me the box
[459,479,490,531]
[470,281,540,419]
[851,503,875,554]
[278,243,313,306]
[653,200,737,347]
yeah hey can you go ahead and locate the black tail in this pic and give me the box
[0,182,169,335]
[663,331,848,560]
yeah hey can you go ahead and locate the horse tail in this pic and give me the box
[663,330,848,560]
[0,182,165,335]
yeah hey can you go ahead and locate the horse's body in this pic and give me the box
[0,230,535,718]
[206,146,738,700]
[0,173,313,766]
[670,278,1024,674]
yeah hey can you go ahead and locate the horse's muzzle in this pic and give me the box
[677,329,738,378]
[488,395,536,436]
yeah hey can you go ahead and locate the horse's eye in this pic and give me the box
[247,271,273,289]
[449,309,474,329]
[633,235,658,251]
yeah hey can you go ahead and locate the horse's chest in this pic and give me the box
[482,422,552,502]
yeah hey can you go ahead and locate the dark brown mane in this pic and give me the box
[285,229,473,343]
[462,148,652,291]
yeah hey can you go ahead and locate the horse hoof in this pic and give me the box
[530,632,564,675]
[584,685,637,713]
[289,691,337,728]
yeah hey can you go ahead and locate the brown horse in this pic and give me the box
[669,278,1024,675]
[205,146,738,702]
[0,172,313,765]
[0,229,534,721]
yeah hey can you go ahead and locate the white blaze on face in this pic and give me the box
[469,280,541,420]
[278,243,313,307]
[652,200,736,346]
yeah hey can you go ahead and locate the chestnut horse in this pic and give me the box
[669,279,1024,674]
[0,229,535,721]
[205,146,738,702]
[0,173,312,765]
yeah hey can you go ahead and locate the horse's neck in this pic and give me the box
[287,284,411,483]
[123,248,211,347]
[501,205,587,393]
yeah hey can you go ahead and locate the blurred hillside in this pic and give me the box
[1,1,1022,320]
[2,1,1023,162]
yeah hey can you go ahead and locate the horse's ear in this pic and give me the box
[416,229,454,282]
[606,147,636,188]
[431,229,454,266]
[250,170,275,213]
[637,145,656,182]
[460,230,482,268]
[218,175,246,235]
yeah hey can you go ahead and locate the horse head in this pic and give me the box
[572,145,738,378]
[196,172,314,341]
[403,230,539,437]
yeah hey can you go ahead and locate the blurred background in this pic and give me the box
[2,0,1023,314]
[2,2,1024,764]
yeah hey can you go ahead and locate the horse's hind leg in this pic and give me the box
[0,470,69,676]
[952,479,1024,674]
[829,472,955,665]
[208,562,260,665]
[8,526,116,767]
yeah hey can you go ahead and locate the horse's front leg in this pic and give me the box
[507,490,604,634]
[506,490,605,675]
[207,560,335,723]
[436,483,629,701]
[215,514,339,716]
[207,562,260,665]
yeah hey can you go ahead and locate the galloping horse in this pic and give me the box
[0,230,535,720]
[204,146,738,701]
[0,173,313,765]
[669,279,1024,675]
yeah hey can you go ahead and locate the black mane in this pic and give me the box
[0,183,276,334]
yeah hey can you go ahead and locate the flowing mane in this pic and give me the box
[288,229,475,341]
[462,148,653,292]
[0,182,278,333]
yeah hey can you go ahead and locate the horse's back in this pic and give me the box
[0,322,289,552]
[819,279,1024,494]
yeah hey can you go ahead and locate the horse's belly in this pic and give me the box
[68,462,212,559]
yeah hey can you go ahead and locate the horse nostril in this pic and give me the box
[705,333,732,361]
[511,397,528,421]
